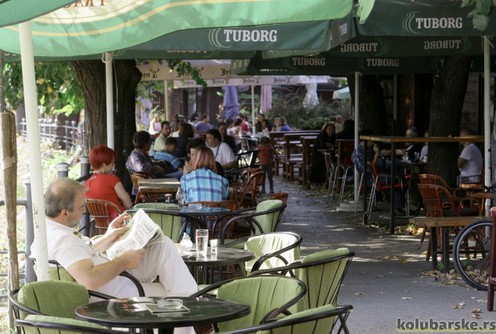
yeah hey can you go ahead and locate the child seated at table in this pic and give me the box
[154,136,183,170]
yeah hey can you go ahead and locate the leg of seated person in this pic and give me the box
[128,236,197,297]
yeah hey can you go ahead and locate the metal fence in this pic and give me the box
[19,118,81,152]
[0,182,35,299]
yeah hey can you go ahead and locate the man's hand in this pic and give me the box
[119,249,145,270]
[93,212,129,252]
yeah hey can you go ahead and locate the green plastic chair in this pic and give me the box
[216,304,353,334]
[47,260,147,296]
[252,248,355,312]
[225,231,302,276]
[218,200,287,245]
[127,206,189,243]
[9,281,112,322]
[191,275,307,332]
[15,315,121,334]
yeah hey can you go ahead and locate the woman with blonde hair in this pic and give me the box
[180,146,229,203]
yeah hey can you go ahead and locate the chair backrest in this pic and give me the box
[12,281,90,319]
[418,183,456,217]
[244,232,302,275]
[419,173,451,188]
[215,276,307,332]
[293,248,353,312]
[253,199,286,233]
[16,314,123,334]
[250,248,354,313]
[217,304,353,334]
[126,207,184,242]
[85,198,122,234]
[239,168,265,207]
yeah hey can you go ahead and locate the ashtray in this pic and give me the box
[157,298,183,310]
[188,204,202,209]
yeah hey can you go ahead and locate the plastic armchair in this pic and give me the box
[9,280,113,325]
[367,161,407,216]
[215,304,353,334]
[216,199,286,245]
[225,231,302,276]
[251,248,355,312]
[15,315,124,334]
[126,206,206,242]
[47,259,147,297]
[85,198,122,235]
[191,275,307,332]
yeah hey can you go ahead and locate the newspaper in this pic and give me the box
[106,209,164,260]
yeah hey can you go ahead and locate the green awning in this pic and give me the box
[0,0,75,27]
[0,0,356,58]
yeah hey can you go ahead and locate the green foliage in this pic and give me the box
[263,87,335,130]
[167,60,207,88]
[462,0,494,31]
[2,62,83,116]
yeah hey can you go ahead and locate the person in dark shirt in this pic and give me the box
[309,122,336,184]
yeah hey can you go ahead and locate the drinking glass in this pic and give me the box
[195,229,209,258]
[210,239,219,258]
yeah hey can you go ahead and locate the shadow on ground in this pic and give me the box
[272,176,491,334]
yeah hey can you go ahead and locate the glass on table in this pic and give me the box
[210,239,219,258]
[195,229,209,258]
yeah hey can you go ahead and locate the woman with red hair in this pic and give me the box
[180,146,229,203]
[85,145,132,217]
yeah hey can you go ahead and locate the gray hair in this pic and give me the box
[45,178,86,218]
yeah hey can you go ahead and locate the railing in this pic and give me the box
[0,182,35,299]
[19,118,82,152]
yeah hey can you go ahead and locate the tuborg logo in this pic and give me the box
[402,11,463,34]
[208,28,278,48]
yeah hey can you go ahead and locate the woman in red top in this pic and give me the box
[85,145,132,218]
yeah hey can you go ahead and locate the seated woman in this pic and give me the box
[85,144,132,218]
[309,122,336,184]
[180,146,229,203]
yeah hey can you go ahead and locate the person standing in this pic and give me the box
[458,129,483,184]
[257,136,276,194]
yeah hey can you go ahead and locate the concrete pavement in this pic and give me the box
[272,177,492,334]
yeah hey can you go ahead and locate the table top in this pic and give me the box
[409,216,490,227]
[138,178,180,191]
[75,296,250,330]
[360,135,484,144]
[174,206,231,217]
[182,247,254,267]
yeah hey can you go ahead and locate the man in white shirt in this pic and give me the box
[153,120,172,152]
[206,129,238,170]
[458,129,483,183]
[31,178,197,316]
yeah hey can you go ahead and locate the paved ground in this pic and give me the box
[271,176,493,334]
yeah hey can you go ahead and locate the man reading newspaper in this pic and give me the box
[31,178,197,334]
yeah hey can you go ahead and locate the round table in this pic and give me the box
[75,296,250,334]
[182,247,254,284]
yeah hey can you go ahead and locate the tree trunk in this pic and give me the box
[72,60,140,191]
[426,56,471,187]
[348,75,388,135]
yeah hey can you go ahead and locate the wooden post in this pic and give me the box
[1,110,19,330]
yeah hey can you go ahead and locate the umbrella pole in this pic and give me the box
[251,85,256,135]
[19,21,49,280]
[483,36,491,215]
[104,52,114,149]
